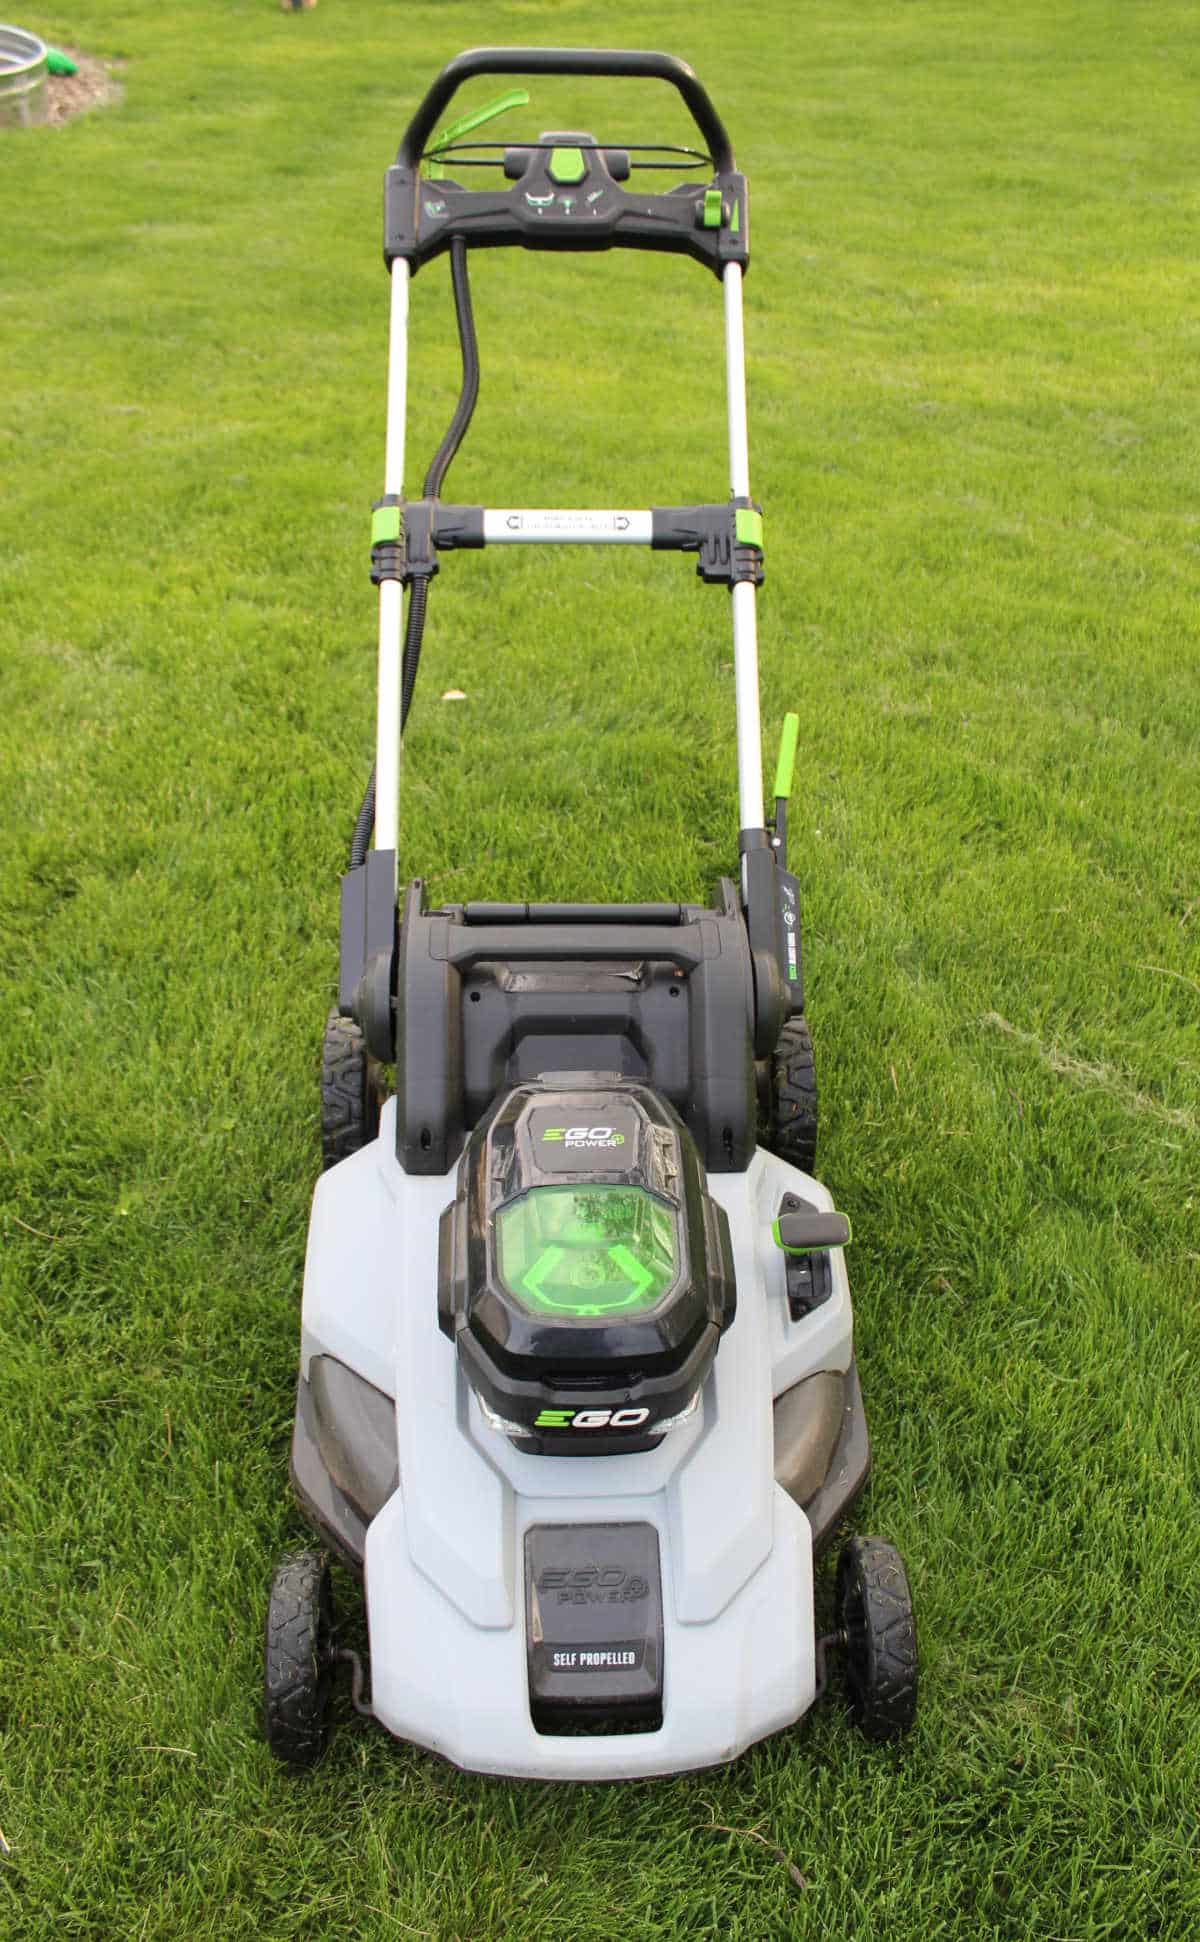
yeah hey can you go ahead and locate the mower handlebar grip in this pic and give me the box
[396,46,736,173]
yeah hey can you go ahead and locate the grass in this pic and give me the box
[2,1,1198,1934]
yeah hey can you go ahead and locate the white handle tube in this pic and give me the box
[723,262,751,498]
[723,264,764,833]
[375,260,411,860]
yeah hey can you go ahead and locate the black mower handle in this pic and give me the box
[396,46,736,174]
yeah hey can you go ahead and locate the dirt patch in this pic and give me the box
[43,49,122,127]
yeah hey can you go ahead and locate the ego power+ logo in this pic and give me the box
[535,1563,650,1606]
[534,1406,650,1432]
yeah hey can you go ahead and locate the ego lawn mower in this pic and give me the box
[263,47,917,1779]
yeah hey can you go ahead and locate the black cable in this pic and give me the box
[398,574,429,730]
[349,237,479,869]
[349,769,375,870]
[422,235,479,499]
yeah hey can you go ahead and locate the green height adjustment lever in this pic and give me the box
[425,87,531,178]
[773,1209,852,1254]
[771,710,800,866]
[773,711,799,803]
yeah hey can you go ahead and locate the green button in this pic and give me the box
[702,187,724,228]
[735,507,763,548]
[548,146,587,185]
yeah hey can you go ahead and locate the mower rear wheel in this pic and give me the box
[836,1535,918,1741]
[321,1010,386,1170]
[763,1016,818,1175]
[263,1549,334,1769]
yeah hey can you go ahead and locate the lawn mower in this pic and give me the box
[264,46,917,1779]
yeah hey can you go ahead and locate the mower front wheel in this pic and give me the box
[263,1549,334,1769]
[321,1010,386,1170]
[835,1535,918,1742]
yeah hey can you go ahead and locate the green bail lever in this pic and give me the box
[425,88,531,179]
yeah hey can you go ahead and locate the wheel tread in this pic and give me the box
[320,1010,385,1170]
[836,1534,918,1742]
[263,1548,334,1769]
[762,1017,818,1173]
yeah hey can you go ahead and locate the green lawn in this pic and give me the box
[2,1,1198,1935]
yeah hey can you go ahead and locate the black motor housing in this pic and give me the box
[438,1076,735,1454]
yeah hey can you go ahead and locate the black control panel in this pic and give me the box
[384,131,748,275]
[387,46,748,276]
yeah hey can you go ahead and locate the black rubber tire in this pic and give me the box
[763,1016,818,1175]
[320,1009,385,1171]
[836,1535,918,1742]
[263,1549,334,1769]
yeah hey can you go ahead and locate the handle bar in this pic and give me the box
[396,46,735,175]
